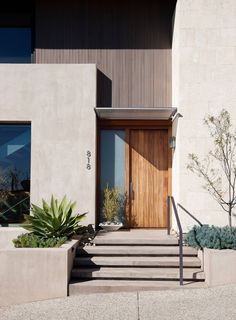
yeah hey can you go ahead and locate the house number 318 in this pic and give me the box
[86,151,91,170]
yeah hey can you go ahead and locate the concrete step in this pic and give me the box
[74,256,201,268]
[71,267,205,280]
[77,245,197,257]
[93,237,178,246]
[69,279,208,295]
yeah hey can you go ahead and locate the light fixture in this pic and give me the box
[169,136,176,149]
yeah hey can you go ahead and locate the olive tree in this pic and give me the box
[187,109,236,227]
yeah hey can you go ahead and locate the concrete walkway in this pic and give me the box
[1,285,236,320]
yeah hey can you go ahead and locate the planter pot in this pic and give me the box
[203,248,236,286]
[99,222,123,232]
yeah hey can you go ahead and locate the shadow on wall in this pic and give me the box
[35,0,177,50]
[97,70,112,107]
[129,130,169,170]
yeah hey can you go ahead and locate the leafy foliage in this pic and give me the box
[23,195,87,238]
[187,109,236,227]
[184,225,236,250]
[102,184,121,222]
[13,233,67,248]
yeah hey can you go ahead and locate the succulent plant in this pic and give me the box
[23,195,87,238]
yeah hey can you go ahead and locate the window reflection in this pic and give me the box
[0,124,31,225]
[100,130,126,223]
[0,28,32,63]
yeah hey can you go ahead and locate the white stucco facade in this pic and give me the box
[0,64,97,226]
[1,1,236,232]
[172,0,236,230]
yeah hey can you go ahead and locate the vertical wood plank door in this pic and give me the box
[130,130,168,228]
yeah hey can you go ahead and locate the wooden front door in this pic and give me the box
[129,129,168,228]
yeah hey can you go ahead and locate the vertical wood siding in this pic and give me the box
[35,0,175,108]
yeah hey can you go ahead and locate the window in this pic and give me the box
[0,1,34,63]
[99,130,126,223]
[0,124,31,225]
[0,28,32,63]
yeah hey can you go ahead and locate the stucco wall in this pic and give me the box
[0,228,26,249]
[172,0,236,230]
[0,64,97,226]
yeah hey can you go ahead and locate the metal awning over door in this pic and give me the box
[95,107,177,120]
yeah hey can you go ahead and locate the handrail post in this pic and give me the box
[168,197,204,286]
[167,196,171,235]
[178,229,184,286]
[170,196,184,286]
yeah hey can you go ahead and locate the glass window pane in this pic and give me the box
[0,124,31,225]
[100,130,126,223]
[0,28,31,63]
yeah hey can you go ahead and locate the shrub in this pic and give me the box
[23,195,87,238]
[102,184,121,222]
[13,233,67,248]
[184,225,236,250]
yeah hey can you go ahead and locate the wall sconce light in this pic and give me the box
[169,136,176,149]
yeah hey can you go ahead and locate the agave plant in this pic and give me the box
[23,195,87,238]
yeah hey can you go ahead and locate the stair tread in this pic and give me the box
[72,266,204,273]
[74,256,201,267]
[69,279,207,291]
[95,230,176,240]
[70,279,207,287]
[93,238,178,245]
[77,245,197,256]
[71,267,205,280]
[69,280,207,294]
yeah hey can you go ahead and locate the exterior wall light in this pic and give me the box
[169,136,176,149]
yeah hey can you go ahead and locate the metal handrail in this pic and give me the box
[167,196,183,285]
[167,197,204,286]
[0,195,30,217]
[177,203,202,226]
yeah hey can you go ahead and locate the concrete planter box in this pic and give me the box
[0,228,80,306]
[203,248,236,286]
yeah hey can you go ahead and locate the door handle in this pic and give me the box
[130,181,134,200]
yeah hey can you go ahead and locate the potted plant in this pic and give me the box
[99,184,123,231]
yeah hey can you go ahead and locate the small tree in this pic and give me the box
[187,109,236,228]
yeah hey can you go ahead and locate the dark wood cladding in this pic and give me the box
[35,0,176,108]
[0,1,34,27]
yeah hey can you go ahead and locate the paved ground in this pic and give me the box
[1,285,236,320]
